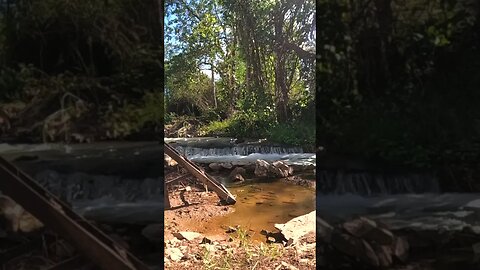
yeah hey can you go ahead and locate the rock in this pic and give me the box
[343,217,377,238]
[317,217,334,243]
[141,224,163,243]
[465,199,480,212]
[272,161,293,177]
[232,166,247,175]
[372,243,393,267]
[165,155,177,166]
[365,227,395,245]
[331,231,380,267]
[232,174,244,182]
[0,195,43,233]
[343,217,394,245]
[200,237,212,244]
[275,210,315,245]
[209,163,222,171]
[393,236,409,262]
[226,225,239,233]
[220,162,233,169]
[169,237,181,246]
[165,247,183,262]
[173,231,203,241]
[254,160,294,178]
[255,160,270,177]
[322,216,411,269]
[229,167,247,181]
[201,243,216,252]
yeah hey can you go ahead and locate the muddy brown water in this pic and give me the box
[187,178,316,242]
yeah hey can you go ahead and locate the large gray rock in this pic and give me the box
[272,161,293,177]
[254,159,294,178]
[321,216,409,268]
[331,231,380,267]
[254,160,270,177]
[370,243,393,267]
[275,210,316,245]
[343,217,394,245]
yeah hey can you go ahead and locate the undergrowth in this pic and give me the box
[199,112,315,148]
[200,226,285,270]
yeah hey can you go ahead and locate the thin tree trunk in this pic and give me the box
[274,7,289,123]
[211,60,217,108]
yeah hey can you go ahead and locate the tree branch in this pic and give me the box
[283,40,315,60]
[177,0,202,21]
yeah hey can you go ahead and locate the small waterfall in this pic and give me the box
[173,145,304,157]
[31,169,164,224]
[34,170,163,203]
[165,137,314,167]
[317,170,440,195]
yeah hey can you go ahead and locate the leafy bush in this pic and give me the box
[199,109,315,148]
[268,121,315,148]
[198,118,233,137]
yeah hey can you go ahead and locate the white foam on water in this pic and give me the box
[318,193,480,231]
[189,153,316,166]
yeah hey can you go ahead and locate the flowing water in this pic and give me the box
[2,139,477,238]
[316,169,480,232]
[0,142,164,224]
[165,137,316,167]
[165,137,316,241]
[0,139,316,235]
[317,170,440,195]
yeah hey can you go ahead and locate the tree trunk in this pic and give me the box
[211,60,217,108]
[274,7,290,123]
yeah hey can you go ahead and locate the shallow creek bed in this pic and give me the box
[164,163,316,270]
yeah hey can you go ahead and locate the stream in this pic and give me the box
[316,170,480,232]
[166,137,316,241]
[0,138,317,235]
[0,142,164,224]
[5,139,476,241]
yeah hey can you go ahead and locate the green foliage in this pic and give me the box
[268,122,315,148]
[199,119,232,137]
[0,0,163,142]
[317,0,480,173]
[0,64,41,101]
[199,108,315,147]
[103,90,163,138]
[258,242,283,259]
[231,226,250,248]
[166,0,315,146]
